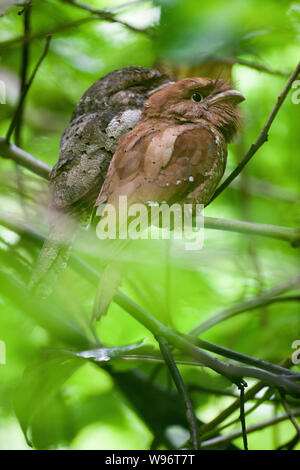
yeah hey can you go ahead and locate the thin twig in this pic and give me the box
[60,0,148,33]
[191,275,300,335]
[110,0,150,12]
[201,408,300,449]
[0,18,95,50]
[221,56,290,78]
[277,432,300,450]
[210,61,300,202]
[280,392,300,438]
[14,0,31,147]
[14,2,32,217]
[206,387,274,440]
[238,381,249,450]
[199,358,293,435]
[6,35,52,143]
[157,336,200,450]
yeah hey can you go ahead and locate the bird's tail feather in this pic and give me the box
[29,214,77,297]
[92,262,122,322]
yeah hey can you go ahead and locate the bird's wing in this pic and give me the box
[50,111,117,216]
[96,125,227,207]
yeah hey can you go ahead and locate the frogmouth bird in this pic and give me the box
[30,66,172,292]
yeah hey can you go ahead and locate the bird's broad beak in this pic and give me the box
[208,89,245,106]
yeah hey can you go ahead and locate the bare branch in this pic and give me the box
[0,139,51,179]
[210,61,300,202]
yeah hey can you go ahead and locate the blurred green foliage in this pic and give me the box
[0,0,299,450]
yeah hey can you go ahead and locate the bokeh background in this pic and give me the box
[0,0,299,450]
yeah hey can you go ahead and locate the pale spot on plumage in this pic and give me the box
[144,127,186,176]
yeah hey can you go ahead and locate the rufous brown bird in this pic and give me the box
[96,77,245,211]
[30,66,172,293]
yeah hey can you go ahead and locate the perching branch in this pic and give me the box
[1,144,299,245]
[5,35,51,143]
[0,139,51,179]
[210,61,300,202]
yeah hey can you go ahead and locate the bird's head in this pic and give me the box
[142,77,245,142]
[72,66,173,119]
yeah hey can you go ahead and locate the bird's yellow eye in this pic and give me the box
[191,92,203,102]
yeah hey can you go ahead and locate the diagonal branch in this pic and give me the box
[280,392,300,438]
[221,56,290,78]
[1,215,300,397]
[190,274,300,335]
[210,61,300,202]
[60,0,149,34]
[0,139,51,179]
[157,336,200,450]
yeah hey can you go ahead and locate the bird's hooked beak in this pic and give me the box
[207,89,245,106]
[147,81,176,97]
